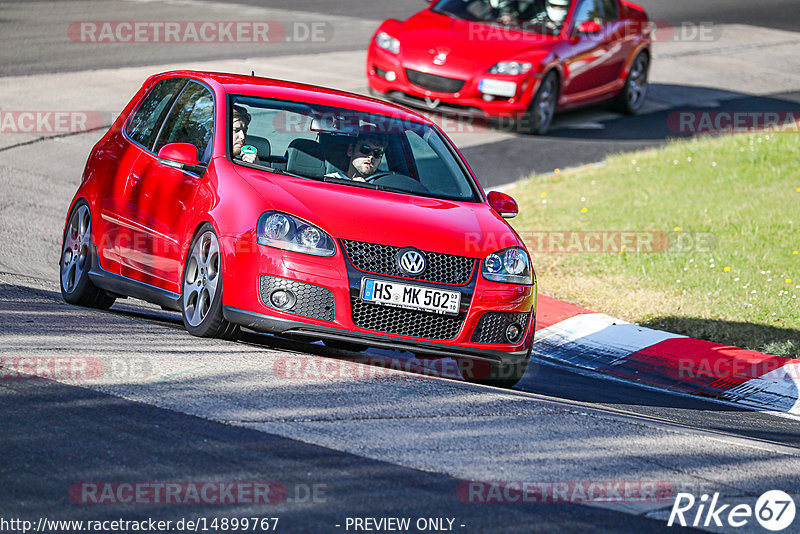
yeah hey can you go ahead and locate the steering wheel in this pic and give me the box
[366,172,430,194]
[364,171,394,183]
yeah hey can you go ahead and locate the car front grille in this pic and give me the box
[405,69,465,94]
[341,240,475,285]
[350,296,465,340]
[471,311,531,344]
[259,275,335,322]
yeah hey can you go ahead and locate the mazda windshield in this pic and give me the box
[432,0,567,34]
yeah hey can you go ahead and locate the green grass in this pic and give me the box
[508,132,800,357]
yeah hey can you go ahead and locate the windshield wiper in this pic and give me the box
[325,175,426,196]
[432,8,472,21]
[323,175,379,189]
[373,184,411,195]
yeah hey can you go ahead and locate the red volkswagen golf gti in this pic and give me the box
[367,0,651,134]
[60,71,537,387]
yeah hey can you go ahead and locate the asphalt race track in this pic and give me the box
[2,1,800,533]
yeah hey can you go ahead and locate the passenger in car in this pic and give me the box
[530,0,570,27]
[325,132,388,182]
[232,105,257,164]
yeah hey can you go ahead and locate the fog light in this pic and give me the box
[505,323,523,343]
[271,289,296,310]
[385,70,397,82]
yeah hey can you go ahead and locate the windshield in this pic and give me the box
[432,0,569,34]
[229,95,480,202]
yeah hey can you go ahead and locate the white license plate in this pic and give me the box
[361,278,461,316]
[479,79,518,98]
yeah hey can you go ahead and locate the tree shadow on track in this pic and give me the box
[460,84,800,142]
[543,84,800,141]
[7,279,800,459]
[7,379,686,534]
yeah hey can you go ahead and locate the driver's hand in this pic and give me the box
[352,176,366,182]
[498,13,513,24]
[242,152,257,164]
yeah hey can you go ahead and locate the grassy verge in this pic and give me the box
[508,131,800,357]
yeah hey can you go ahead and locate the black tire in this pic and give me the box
[60,201,115,309]
[458,356,530,389]
[517,70,559,135]
[181,223,240,340]
[612,51,649,114]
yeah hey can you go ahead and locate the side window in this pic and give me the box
[154,82,215,163]
[573,0,602,25]
[125,78,186,150]
[238,105,317,158]
[601,0,617,20]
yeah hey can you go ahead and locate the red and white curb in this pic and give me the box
[532,295,800,415]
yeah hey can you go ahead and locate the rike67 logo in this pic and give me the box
[668,490,796,531]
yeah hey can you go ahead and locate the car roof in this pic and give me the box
[153,70,432,125]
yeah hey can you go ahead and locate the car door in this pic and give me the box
[119,81,215,293]
[595,0,629,87]
[102,77,187,275]
[560,0,618,100]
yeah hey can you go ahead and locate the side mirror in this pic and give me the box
[157,143,201,171]
[487,191,519,219]
[576,20,602,34]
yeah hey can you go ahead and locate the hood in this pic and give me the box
[234,166,522,258]
[396,11,557,74]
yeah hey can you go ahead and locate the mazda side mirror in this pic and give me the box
[576,20,602,34]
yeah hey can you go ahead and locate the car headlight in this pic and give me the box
[376,32,400,54]
[482,247,533,284]
[488,61,533,75]
[257,211,336,257]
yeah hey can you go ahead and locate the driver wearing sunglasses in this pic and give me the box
[326,133,388,182]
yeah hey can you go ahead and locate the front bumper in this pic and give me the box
[221,236,536,366]
[366,47,539,119]
[223,306,530,365]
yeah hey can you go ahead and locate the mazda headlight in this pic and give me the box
[257,212,336,257]
[482,247,532,284]
[488,61,532,75]
[376,32,400,54]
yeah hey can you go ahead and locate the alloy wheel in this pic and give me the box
[536,75,557,130]
[183,231,221,327]
[61,204,91,294]
[626,54,648,110]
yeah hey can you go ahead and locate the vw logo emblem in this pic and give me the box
[397,248,426,275]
